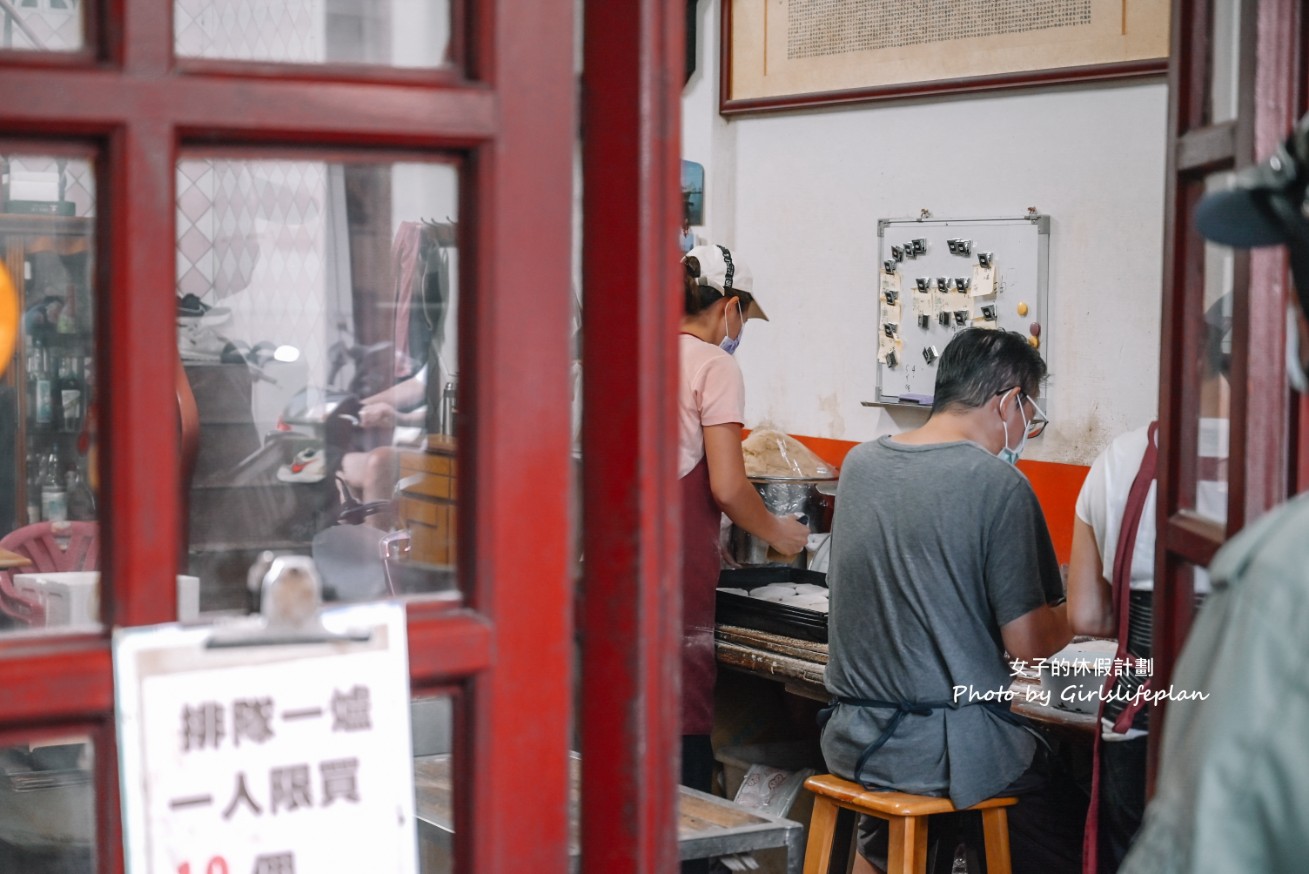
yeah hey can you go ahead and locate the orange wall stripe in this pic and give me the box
[755,432,1089,565]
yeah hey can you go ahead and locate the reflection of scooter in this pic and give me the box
[326,316,393,401]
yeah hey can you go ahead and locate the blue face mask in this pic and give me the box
[998,388,1031,466]
[719,298,744,355]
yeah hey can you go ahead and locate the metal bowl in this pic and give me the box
[727,476,837,568]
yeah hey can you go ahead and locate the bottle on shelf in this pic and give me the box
[41,448,67,523]
[66,465,96,521]
[47,345,63,432]
[33,340,53,428]
[26,451,44,523]
[26,345,41,423]
[58,355,83,432]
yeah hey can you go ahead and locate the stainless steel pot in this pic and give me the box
[727,475,837,568]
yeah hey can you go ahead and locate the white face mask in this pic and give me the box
[719,298,744,355]
[1288,303,1309,393]
[998,388,1030,466]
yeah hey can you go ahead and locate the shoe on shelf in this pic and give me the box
[276,447,326,483]
[177,293,232,327]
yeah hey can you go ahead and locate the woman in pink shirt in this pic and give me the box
[677,244,809,799]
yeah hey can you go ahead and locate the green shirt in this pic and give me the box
[1121,493,1309,873]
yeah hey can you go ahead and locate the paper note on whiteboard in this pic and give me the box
[114,603,416,874]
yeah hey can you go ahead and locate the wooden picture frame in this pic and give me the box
[720,0,1170,116]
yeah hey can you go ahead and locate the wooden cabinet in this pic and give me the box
[0,215,95,535]
[396,436,458,566]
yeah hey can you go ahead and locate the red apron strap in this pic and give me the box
[1083,421,1158,874]
[1108,422,1159,731]
[1110,421,1159,642]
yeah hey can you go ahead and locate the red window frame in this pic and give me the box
[0,2,639,871]
[1151,0,1308,787]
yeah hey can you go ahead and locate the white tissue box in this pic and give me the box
[12,572,200,627]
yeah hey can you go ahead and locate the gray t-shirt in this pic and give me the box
[821,436,1064,809]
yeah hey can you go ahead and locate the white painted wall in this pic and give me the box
[681,1,1168,465]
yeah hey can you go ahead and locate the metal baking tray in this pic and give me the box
[715,567,829,643]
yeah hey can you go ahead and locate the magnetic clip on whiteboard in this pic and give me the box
[206,553,371,649]
[883,259,897,275]
[915,277,931,292]
[883,288,898,305]
[891,245,904,262]
[978,251,993,268]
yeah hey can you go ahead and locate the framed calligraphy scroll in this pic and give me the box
[721,0,1170,115]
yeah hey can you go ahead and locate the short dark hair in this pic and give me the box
[931,328,1047,414]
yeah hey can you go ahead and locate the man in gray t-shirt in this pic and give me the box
[821,328,1081,874]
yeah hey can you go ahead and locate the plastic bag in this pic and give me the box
[741,427,837,479]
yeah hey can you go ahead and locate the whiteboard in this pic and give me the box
[873,215,1050,408]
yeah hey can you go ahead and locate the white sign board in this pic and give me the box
[114,603,417,874]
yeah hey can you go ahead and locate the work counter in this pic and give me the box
[714,624,1098,739]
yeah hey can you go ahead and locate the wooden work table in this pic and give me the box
[413,752,804,872]
[715,624,1098,738]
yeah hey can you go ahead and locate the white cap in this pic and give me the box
[683,243,768,321]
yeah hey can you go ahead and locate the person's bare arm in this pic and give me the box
[702,423,810,557]
[359,373,429,428]
[362,373,428,410]
[1067,516,1116,637]
[1001,602,1072,663]
[358,402,426,429]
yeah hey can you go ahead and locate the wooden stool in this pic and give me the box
[802,773,1015,874]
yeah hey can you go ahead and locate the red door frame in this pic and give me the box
[579,2,686,871]
[0,2,585,872]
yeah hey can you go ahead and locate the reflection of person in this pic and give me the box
[1120,112,1309,874]
[820,328,1083,874]
[677,244,808,799]
[338,366,428,527]
[1068,300,1229,874]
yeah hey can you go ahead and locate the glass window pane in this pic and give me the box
[1193,172,1234,527]
[0,734,96,872]
[0,152,100,638]
[0,1,85,54]
[178,157,461,616]
[411,692,455,873]
[174,0,452,70]
[1207,0,1242,125]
